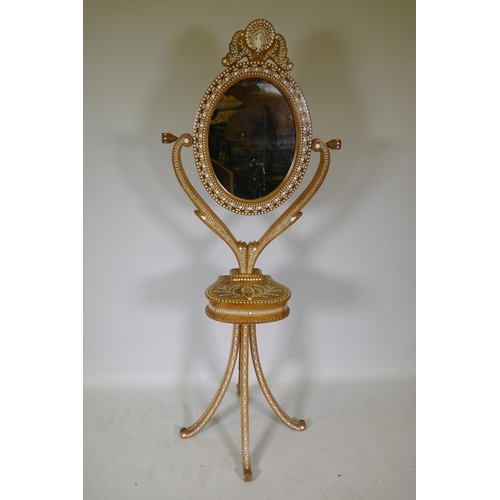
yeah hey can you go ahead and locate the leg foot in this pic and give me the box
[244,469,253,482]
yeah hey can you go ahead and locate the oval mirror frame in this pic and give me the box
[193,61,312,215]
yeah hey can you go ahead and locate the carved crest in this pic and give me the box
[222,19,293,71]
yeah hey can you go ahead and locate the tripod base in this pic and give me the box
[179,323,306,482]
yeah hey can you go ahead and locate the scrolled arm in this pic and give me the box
[170,134,248,271]
[245,139,332,273]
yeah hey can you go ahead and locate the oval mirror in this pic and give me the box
[208,78,295,201]
[193,62,312,215]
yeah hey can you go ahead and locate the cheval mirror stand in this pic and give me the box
[162,19,341,481]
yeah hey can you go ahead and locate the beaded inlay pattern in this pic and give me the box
[211,283,285,302]
[231,273,263,282]
[207,304,288,317]
[167,19,342,482]
[180,325,241,439]
[249,325,306,431]
[171,134,330,275]
[206,307,290,324]
[171,134,253,272]
[222,19,293,71]
[240,324,251,476]
[246,139,331,272]
[193,61,312,215]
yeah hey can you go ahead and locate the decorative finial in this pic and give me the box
[222,19,293,71]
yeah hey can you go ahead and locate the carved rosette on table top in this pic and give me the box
[162,19,341,482]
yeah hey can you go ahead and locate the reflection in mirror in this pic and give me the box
[208,78,295,200]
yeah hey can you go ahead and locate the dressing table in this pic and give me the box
[162,19,341,481]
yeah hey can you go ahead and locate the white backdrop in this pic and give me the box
[84,0,415,386]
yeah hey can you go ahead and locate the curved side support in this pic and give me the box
[246,139,331,273]
[180,324,241,438]
[249,325,306,431]
[171,134,248,271]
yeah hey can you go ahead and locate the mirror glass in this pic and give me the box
[208,78,296,200]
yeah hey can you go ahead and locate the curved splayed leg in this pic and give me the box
[240,324,252,481]
[180,325,241,439]
[249,324,306,432]
[236,340,242,396]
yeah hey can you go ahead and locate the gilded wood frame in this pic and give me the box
[193,62,312,215]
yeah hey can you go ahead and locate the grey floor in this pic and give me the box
[84,379,415,499]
